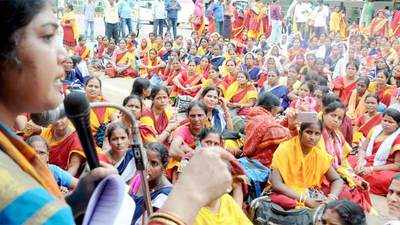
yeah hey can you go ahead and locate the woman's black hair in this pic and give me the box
[322,93,341,108]
[186,100,207,115]
[149,85,170,100]
[106,121,130,142]
[85,76,102,89]
[300,81,315,94]
[67,4,74,11]
[198,127,222,142]
[324,101,346,114]
[383,108,400,127]
[200,86,221,98]
[71,55,82,67]
[377,69,392,84]
[357,76,370,88]
[122,94,143,108]
[237,70,249,80]
[0,0,47,64]
[26,135,49,150]
[315,85,330,96]
[145,142,169,167]
[324,200,366,225]
[299,121,323,133]
[346,60,360,71]
[257,92,280,111]
[131,78,150,96]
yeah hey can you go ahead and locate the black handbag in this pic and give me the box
[251,196,315,225]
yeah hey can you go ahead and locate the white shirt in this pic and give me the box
[294,2,312,23]
[313,5,330,27]
[152,0,167,19]
[104,1,120,24]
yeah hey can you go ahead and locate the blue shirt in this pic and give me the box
[84,2,96,21]
[207,2,224,22]
[119,0,133,19]
[165,0,181,19]
[49,164,73,188]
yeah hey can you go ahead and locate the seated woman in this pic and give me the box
[85,77,118,135]
[243,93,291,167]
[106,39,137,78]
[140,86,180,144]
[27,135,78,190]
[158,41,173,62]
[320,200,366,225]
[200,66,223,90]
[224,70,257,116]
[269,121,344,210]
[172,60,202,97]
[40,117,85,177]
[139,49,166,79]
[184,146,251,225]
[74,35,90,62]
[220,59,238,89]
[98,122,136,183]
[162,57,183,86]
[374,69,397,107]
[168,101,208,181]
[261,69,290,111]
[355,108,400,196]
[130,142,172,225]
[353,94,382,145]
[196,56,210,79]
[320,101,372,211]
[199,86,233,130]
[240,52,261,82]
[332,61,359,106]
[347,77,371,120]
[289,81,317,112]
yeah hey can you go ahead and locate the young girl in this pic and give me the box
[290,82,317,112]
[99,122,136,183]
[130,142,172,225]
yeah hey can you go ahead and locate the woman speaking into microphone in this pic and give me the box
[0,1,233,224]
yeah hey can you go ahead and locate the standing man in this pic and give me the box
[166,0,182,38]
[269,0,283,44]
[119,0,134,38]
[293,0,312,40]
[312,0,330,37]
[207,0,224,35]
[152,0,167,37]
[360,0,375,30]
[104,0,120,42]
[83,0,96,41]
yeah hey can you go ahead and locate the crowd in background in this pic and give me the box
[10,0,400,224]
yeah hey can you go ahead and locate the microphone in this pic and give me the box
[31,104,65,127]
[64,91,100,170]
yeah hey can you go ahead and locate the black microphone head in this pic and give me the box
[64,90,90,119]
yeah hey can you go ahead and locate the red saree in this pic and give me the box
[173,70,202,97]
[243,107,291,167]
[333,76,357,106]
[361,132,400,195]
[391,10,400,37]
[74,45,90,61]
[41,128,85,171]
[377,85,396,107]
[355,114,383,137]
